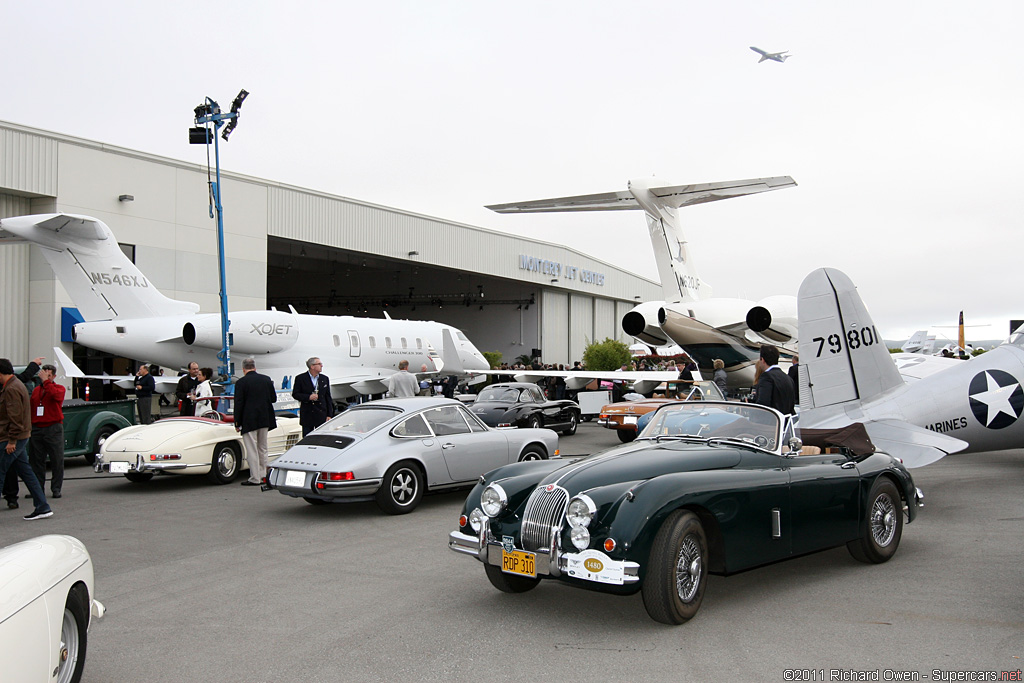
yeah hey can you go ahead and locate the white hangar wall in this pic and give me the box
[0,120,661,368]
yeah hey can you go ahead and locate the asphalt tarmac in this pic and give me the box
[2,421,1022,682]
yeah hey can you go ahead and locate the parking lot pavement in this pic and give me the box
[2,422,1022,682]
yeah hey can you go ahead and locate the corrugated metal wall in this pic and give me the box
[0,128,58,196]
[569,294,594,364]
[0,194,35,360]
[541,290,569,364]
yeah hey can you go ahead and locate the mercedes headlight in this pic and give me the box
[480,483,508,518]
[569,525,591,550]
[566,494,597,528]
[468,507,487,532]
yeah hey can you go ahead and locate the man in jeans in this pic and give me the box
[0,358,53,520]
[29,363,66,498]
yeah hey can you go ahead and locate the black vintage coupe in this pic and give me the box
[449,401,923,624]
[468,382,580,435]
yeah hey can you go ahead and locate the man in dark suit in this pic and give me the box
[291,356,334,436]
[234,357,278,486]
[753,344,796,415]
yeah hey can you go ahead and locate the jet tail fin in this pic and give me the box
[0,214,199,321]
[488,176,795,304]
[797,268,904,410]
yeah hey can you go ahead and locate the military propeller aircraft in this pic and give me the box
[796,267,1024,467]
[0,214,489,397]
[750,47,791,63]
[487,176,798,388]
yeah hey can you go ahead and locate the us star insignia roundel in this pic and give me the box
[968,369,1024,429]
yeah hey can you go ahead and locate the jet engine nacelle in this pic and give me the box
[745,295,798,344]
[622,301,670,347]
[183,310,300,354]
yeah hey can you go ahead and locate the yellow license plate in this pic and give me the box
[501,549,536,578]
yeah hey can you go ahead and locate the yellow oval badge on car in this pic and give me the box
[584,558,604,573]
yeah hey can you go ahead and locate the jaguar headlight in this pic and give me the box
[480,483,508,518]
[566,494,597,528]
[569,525,591,550]
[468,507,487,532]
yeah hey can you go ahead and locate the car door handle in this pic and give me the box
[840,461,856,469]
[442,443,456,449]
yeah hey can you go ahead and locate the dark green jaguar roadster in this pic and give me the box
[448,401,923,624]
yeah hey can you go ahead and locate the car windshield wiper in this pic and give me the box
[651,435,708,444]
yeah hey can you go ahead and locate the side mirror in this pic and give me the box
[787,436,803,455]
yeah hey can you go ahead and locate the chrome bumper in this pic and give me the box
[94,454,197,474]
[448,528,640,585]
[914,486,924,507]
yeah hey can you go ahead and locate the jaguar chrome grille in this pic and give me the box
[521,485,569,552]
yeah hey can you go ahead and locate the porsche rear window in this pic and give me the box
[317,407,400,434]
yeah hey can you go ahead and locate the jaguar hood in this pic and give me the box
[536,441,742,494]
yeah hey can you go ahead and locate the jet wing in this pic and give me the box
[862,419,968,468]
[53,346,180,392]
[487,190,637,213]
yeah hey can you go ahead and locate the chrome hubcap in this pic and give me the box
[675,534,702,602]
[870,493,897,547]
[56,609,78,683]
[218,449,236,475]
[392,469,416,504]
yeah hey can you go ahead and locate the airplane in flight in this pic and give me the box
[750,47,790,63]
[0,214,489,397]
[487,176,798,388]
[796,267,1024,467]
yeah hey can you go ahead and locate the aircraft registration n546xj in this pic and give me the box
[0,214,489,395]
[488,176,798,388]
[797,267,1024,466]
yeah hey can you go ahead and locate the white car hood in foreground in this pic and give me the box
[0,535,90,623]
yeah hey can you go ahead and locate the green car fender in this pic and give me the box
[83,412,132,451]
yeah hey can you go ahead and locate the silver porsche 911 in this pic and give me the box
[264,397,560,514]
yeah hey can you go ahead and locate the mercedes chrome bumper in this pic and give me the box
[94,453,197,474]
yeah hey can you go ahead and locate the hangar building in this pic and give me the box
[0,120,660,374]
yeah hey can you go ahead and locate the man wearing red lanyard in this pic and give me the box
[29,363,66,498]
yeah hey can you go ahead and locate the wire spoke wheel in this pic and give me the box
[870,492,897,547]
[675,533,703,603]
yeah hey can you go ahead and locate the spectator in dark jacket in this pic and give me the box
[3,357,41,508]
[235,357,278,486]
[0,358,53,519]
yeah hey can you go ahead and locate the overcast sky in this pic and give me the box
[4,1,1022,342]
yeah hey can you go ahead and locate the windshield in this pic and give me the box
[639,402,781,450]
[476,387,519,403]
[315,407,401,434]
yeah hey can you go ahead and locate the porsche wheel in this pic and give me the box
[375,461,424,514]
[617,429,637,443]
[561,411,579,436]
[642,510,708,625]
[847,478,903,563]
[518,445,546,462]
[56,584,89,683]
[124,472,154,483]
[207,442,241,485]
[484,563,540,593]
[525,415,541,430]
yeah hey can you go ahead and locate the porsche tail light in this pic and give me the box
[319,471,354,481]
[498,422,512,428]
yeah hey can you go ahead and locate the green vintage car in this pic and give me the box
[448,401,923,624]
